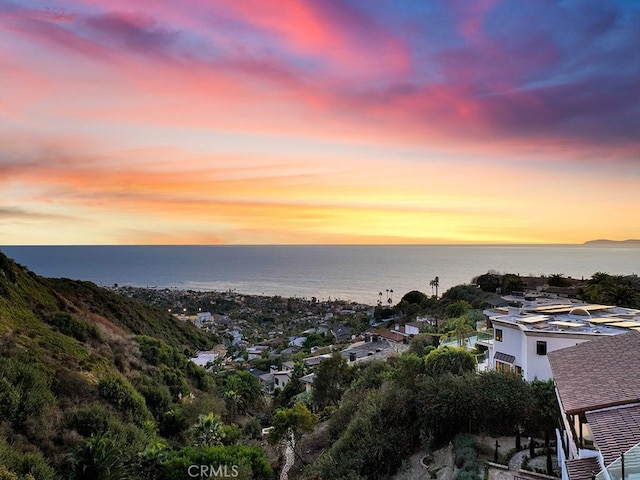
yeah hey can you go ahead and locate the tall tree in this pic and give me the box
[311,353,352,409]
[430,276,440,299]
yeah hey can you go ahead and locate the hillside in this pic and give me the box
[0,250,272,479]
[583,239,640,246]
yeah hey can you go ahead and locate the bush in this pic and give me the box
[67,431,132,480]
[65,403,115,437]
[0,439,55,480]
[98,373,152,425]
[424,347,475,376]
[0,356,55,428]
[49,312,100,341]
[135,378,173,418]
[453,434,480,480]
[153,365,189,400]
[135,336,187,369]
[161,445,273,480]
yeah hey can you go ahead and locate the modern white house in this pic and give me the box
[548,331,640,480]
[480,300,640,381]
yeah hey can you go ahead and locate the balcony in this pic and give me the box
[476,328,494,347]
[596,441,640,480]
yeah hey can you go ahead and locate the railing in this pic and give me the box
[596,441,640,480]
[477,329,494,341]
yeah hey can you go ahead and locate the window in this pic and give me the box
[495,329,503,342]
[495,361,510,373]
[536,341,547,355]
[514,366,522,377]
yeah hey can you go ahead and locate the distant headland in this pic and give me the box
[583,239,640,246]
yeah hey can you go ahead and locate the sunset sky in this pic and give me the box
[1,0,639,245]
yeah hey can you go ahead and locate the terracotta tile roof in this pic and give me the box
[586,404,640,466]
[565,456,601,480]
[373,330,406,343]
[548,331,640,414]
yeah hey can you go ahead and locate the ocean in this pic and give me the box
[2,245,639,305]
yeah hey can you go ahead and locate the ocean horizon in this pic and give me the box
[2,244,639,305]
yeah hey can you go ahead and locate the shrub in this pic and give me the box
[453,434,480,480]
[49,312,100,341]
[98,373,152,425]
[153,365,189,400]
[64,403,115,437]
[161,445,273,480]
[67,431,131,480]
[0,439,55,480]
[0,356,55,428]
[135,378,173,418]
[135,336,187,369]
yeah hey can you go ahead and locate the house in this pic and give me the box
[190,344,227,367]
[299,373,315,393]
[404,321,424,335]
[373,329,407,344]
[195,311,213,327]
[548,331,640,480]
[247,345,270,360]
[331,324,353,343]
[481,301,640,381]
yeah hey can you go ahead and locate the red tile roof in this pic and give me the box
[373,330,406,343]
[565,456,601,480]
[548,331,640,414]
[585,403,640,466]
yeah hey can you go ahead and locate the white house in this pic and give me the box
[481,302,640,381]
[195,311,213,326]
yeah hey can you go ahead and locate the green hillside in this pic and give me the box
[0,250,272,479]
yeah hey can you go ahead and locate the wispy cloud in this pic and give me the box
[1,0,639,244]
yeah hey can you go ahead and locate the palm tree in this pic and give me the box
[224,389,241,421]
[430,276,440,299]
[387,289,394,305]
[191,413,225,447]
[453,317,473,347]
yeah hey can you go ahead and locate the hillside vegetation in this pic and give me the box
[0,250,272,479]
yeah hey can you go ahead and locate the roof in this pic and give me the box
[300,373,315,384]
[494,351,515,363]
[548,331,640,414]
[485,301,640,336]
[565,456,601,480]
[585,403,640,466]
[374,330,406,343]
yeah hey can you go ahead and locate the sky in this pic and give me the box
[1,0,639,245]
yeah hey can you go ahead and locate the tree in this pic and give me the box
[451,317,474,347]
[430,277,440,298]
[445,300,472,319]
[269,403,317,444]
[401,290,428,306]
[474,273,501,293]
[190,413,225,447]
[312,353,352,409]
[548,274,571,287]
[408,334,437,356]
[424,347,475,377]
[269,403,317,465]
[223,389,241,422]
[502,274,525,294]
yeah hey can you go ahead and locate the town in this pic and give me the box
[114,271,640,480]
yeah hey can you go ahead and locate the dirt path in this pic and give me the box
[279,437,295,480]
